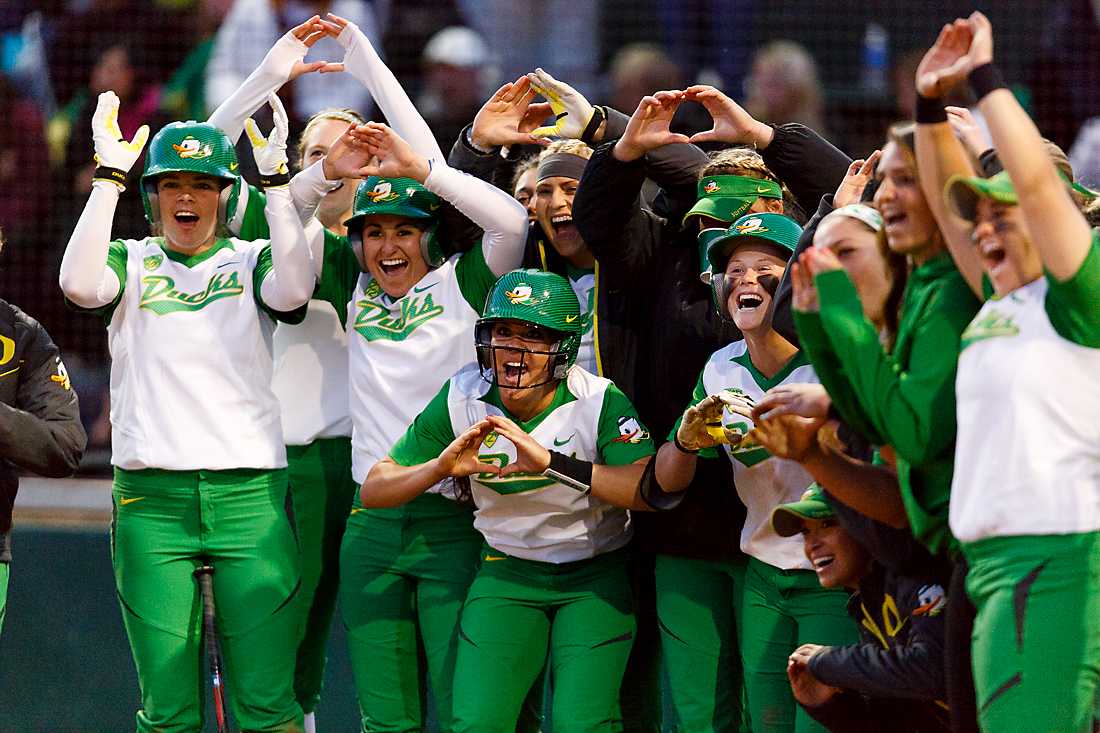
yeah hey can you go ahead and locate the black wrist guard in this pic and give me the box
[544,450,593,493]
[93,166,128,188]
[969,63,1007,101]
[580,105,608,145]
[915,93,948,124]
[259,172,291,188]
[673,433,699,455]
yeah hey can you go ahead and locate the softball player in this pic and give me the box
[361,269,655,732]
[915,14,1100,732]
[655,213,856,733]
[57,92,313,731]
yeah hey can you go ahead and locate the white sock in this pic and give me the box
[303,711,316,733]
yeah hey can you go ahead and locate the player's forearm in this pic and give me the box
[914,119,984,297]
[339,22,444,163]
[424,162,528,275]
[802,447,907,528]
[360,458,447,508]
[653,442,698,494]
[59,182,123,307]
[260,188,314,310]
[289,159,343,226]
[589,460,650,510]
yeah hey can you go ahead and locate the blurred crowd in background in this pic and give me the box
[1,0,1097,470]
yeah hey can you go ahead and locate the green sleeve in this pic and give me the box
[252,245,308,324]
[667,369,719,460]
[312,230,360,327]
[454,238,498,313]
[1045,231,1100,347]
[980,273,994,300]
[389,381,458,466]
[235,184,270,241]
[597,384,656,465]
[792,309,885,445]
[815,268,975,466]
[65,240,128,323]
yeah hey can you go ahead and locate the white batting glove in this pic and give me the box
[91,91,149,190]
[244,94,290,185]
[527,68,596,140]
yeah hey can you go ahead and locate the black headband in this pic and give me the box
[536,153,588,182]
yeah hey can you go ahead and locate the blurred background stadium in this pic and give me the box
[0,0,1096,729]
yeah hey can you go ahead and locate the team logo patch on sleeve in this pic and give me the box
[912,584,947,617]
[172,137,213,159]
[612,416,650,444]
[50,358,72,391]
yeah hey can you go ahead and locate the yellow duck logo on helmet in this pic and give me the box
[368,182,400,203]
[505,285,533,304]
[172,137,213,160]
[735,218,769,235]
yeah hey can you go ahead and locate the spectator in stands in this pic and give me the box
[745,41,827,135]
[417,26,493,152]
[0,73,49,246]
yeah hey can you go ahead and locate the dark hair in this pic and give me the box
[448,476,474,505]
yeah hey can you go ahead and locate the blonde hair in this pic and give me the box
[699,147,800,219]
[539,139,593,161]
[295,107,367,170]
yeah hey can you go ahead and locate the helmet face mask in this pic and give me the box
[475,269,586,389]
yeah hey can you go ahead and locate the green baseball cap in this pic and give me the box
[946,170,1098,223]
[702,212,802,276]
[684,175,783,226]
[771,486,835,537]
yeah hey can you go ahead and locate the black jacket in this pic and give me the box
[803,503,951,733]
[0,299,86,562]
[571,124,851,560]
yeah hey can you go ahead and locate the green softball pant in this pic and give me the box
[964,532,1100,733]
[656,554,749,733]
[286,438,357,714]
[452,545,636,733]
[0,560,7,635]
[339,493,481,732]
[111,468,303,733]
[740,557,856,733]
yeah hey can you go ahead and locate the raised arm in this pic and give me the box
[248,96,314,311]
[206,16,341,144]
[912,22,987,297]
[328,13,444,164]
[59,92,148,307]
[964,12,1092,278]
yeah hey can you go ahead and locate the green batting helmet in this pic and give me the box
[140,121,240,228]
[698,212,801,321]
[475,269,586,387]
[344,176,444,271]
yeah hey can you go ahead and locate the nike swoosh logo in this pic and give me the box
[756,186,771,193]
[565,315,579,323]
[119,496,145,506]
[0,366,20,379]
[484,554,506,562]
[350,507,365,515]
[429,203,440,210]
[216,260,241,269]
[412,282,437,293]
[553,433,575,446]
[230,162,239,171]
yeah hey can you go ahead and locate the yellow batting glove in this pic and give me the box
[91,91,149,190]
[245,93,290,187]
[527,67,595,140]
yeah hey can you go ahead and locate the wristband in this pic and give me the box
[914,93,948,124]
[580,105,607,145]
[259,172,291,188]
[673,432,699,455]
[93,166,128,189]
[968,63,1007,101]
[544,450,593,493]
